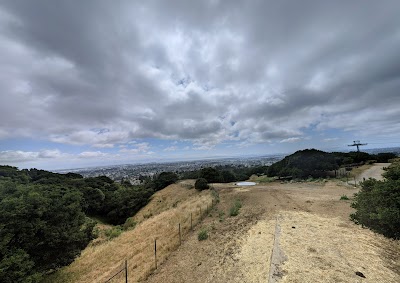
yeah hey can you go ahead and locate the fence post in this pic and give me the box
[354,176,356,187]
[154,239,157,269]
[190,213,193,230]
[125,259,128,283]
[179,223,181,246]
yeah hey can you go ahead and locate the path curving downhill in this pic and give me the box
[356,163,390,183]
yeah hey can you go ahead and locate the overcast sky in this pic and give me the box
[1,0,400,170]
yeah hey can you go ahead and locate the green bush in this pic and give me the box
[198,228,208,241]
[350,162,400,239]
[123,217,137,230]
[211,188,220,203]
[340,195,349,200]
[195,178,209,191]
[218,210,225,222]
[383,164,400,180]
[229,199,242,216]
[104,226,123,240]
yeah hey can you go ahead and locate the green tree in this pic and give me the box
[81,186,105,214]
[153,172,178,191]
[221,170,236,183]
[105,186,153,224]
[200,167,222,183]
[195,178,209,191]
[0,183,95,280]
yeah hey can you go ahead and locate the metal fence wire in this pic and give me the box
[103,199,216,283]
[104,260,128,283]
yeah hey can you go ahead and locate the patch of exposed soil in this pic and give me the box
[144,179,399,283]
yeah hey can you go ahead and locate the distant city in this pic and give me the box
[55,147,400,184]
[55,155,284,184]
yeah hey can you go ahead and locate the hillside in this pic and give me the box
[144,165,400,283]
[267,149,395,178]
[45,181,215,282]
[44,164,400,282]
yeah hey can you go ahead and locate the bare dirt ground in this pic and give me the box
[356,163,389,182]
[144,167,399,283]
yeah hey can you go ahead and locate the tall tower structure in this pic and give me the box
[348,140,367,152]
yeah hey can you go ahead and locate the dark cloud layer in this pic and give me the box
[1,0,400,148]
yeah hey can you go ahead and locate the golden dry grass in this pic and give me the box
[279,211,400,283]
[349,164,373,178]
[46,182,214,283]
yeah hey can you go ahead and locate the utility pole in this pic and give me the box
[348,140,367,152]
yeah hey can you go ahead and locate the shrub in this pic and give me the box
[218,210,225,222]
[198,228,208,241]
[340,195,349,200]
[229,199,242,216]
[351,164,400,239]
[123,217,137,230]
[104,226,123,240]
[211,188,220,203]
[195,178,209,191]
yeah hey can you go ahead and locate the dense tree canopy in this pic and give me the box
[152,172,178,191]
[199,167,223,183]
[0,165,159,281]
[267,149,339,178]
[0,181,95,282]
[266,149,396,179]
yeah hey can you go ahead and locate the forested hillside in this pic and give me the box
[266,149,396,178]
[0,166,176,282]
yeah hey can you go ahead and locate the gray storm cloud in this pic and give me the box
[1,0,400,147]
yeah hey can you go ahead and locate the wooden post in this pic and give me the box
[354,176,356,187]
[154,239,157,269]
[190,213,193,230]
[179,223,181,246]
[125,259,128,283]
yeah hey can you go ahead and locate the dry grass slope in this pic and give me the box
[46,181,214,283]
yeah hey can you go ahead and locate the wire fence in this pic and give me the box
[104,260,128,283]
[104,198,217,283]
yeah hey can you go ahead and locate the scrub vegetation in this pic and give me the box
[0,166,178,282]
[351,159,400,239]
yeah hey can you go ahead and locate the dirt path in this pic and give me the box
[356,162,389,182]
[144,181,400,283]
